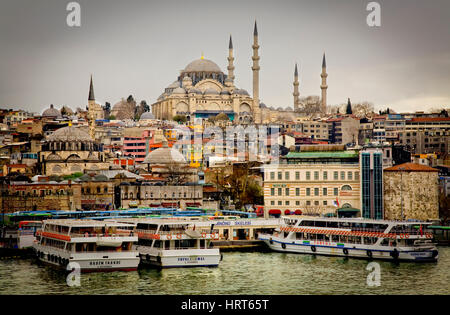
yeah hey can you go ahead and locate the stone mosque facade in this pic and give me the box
[151,22,329,124]
[152,23,263,124]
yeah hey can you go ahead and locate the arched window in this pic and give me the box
[341,185,353,191]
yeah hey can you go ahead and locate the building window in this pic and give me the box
[306,188,311,196]
[348,172,353,180]
[306,172,311,180]
[278,188,282,196]
[334,171,338,180]
[271,188,275,196]
[97,187,101,193]
[314,188,319,196]
[314,201,319,206]
[285,172,290,180]
[323,188,327,196]
[306,201,311,206]
[314,171,319,180]
[270,172,275,180]
[323,201,327,206]
[334,188,338,196]
[271,201,275,205]
[278,172,282,180]
[296,201,300,206]
[341,185,352,191]
[341,171,345,180]
[295,172,300,180]
[355,172,360,180]
[285,201,290,205]
[285,188,290,196]
[278,201,282,205]
[323,171,328,180]
[296,188,300,196]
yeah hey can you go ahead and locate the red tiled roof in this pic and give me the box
[384,162,439,172]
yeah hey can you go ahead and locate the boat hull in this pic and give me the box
[138,247,221,268]
[259,236,438,263]
[33,244,140,272]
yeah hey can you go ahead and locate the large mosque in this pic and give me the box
[151,21,329,124]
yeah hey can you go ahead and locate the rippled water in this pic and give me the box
[1,247,449,295]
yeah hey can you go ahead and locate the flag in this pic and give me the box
[420,224,423,236]
[333,197,340,208]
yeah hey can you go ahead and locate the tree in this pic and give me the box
[173,115,187,124]
[108,115,116,120]
[346,98,353,115]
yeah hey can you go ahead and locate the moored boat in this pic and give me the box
[117,218,221,268]
[32,219,140,272]
[258,216,439,262]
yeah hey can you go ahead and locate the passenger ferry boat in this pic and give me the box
[117,218,221,268]
[32,219,140,272]
[258,216,438,262]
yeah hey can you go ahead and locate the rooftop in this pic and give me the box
[384,162,439,172]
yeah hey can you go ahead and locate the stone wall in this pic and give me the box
[383,171,439,221]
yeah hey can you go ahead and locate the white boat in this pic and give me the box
[117,218,221,268]
[258,216,438,262]
[32,219,140,272]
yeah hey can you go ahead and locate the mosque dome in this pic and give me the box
[140,111,155,120]
[220,90,231,95]
[42,104,62,118]
[143,140,186,165]
[47,126,92,142]
[259,103,267,108]
[183,58,222,73]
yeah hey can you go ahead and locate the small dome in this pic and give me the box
[183,58,222,73]
[235,89,249,96]
[143,140,186,165]
[277,107,284,111]
[167,81,180,89]
[140,111,155,120]
[47,126,92,142]
[204,88,219,95]
[42,104,61,118]
[286,106,293,111]
[93,174,108,182]
[259,103,267,108]
[220,90,231,95]
[188,88,202,94]
[173,87,186,94]
[79,174,92,182]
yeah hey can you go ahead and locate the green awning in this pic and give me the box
[337,208,360,213]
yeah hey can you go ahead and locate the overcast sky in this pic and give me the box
[0,0,449,114]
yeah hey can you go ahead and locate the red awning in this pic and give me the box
[284,209,291,215]
[268,209,281,215]
[295,210,303,215]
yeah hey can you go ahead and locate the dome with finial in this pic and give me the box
[183,58,222,73]
[47,126,92,142]
[42,104,62,118]
[142,139,186,165]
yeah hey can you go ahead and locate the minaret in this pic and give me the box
[293,63,300,112]
[88,75,96,140]
[320,53,328,115]
[252,20,261,123]
[227,35,235,83]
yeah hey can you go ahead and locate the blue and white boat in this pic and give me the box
[258,216,438,262]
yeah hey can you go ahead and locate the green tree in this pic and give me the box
[173,115,187,124]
